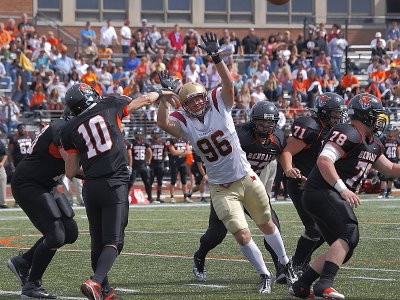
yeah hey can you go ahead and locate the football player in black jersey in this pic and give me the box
[60,83,177,300]
[130,128,153,202]
[378,125,399,198]
[166,136,192,203]
[187,152,207,202]
[8,123,34,168]
[149,128,166,202]
[281,92,347,275]
[193,101,297,286]
[7,109,78,299]
[290,94,400,300]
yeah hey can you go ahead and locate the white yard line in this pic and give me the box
[349,276,396,281]
[0,290,86,299]
[185,283,228,288]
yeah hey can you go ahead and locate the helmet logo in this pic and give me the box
[319,94,329,105]
[359,95,371,109]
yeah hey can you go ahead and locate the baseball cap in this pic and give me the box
[141,18,147,24]
[375,32,382,38]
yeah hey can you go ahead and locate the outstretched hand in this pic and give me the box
[198,32,220,55]
[157,70,180,91]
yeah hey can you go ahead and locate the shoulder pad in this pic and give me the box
[272,128,287,150]
[326,124,362,153]
[292,116,321,132]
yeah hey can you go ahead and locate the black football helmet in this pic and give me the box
[250,101,280,139]
[348,93,388,135]
[313,92,347,127]
[134,128,144,139]
[65,83,102,116]
[151,127,161,139]
[62,106,74,121]
[385,124,397,138]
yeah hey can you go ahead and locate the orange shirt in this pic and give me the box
[123,86,133,96]
[5,26,18,41]
[30,92,45,108]
[98,48,113,60]
[81,73,98,85]
[289,105,304,117]
[135,63,149,79]
[371,70,386,83]
[0,30,11,46]
[46,37,58,47]
[292,79,307,93]
[342,75,359,87]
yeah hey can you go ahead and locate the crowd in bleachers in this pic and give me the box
[0,14,400,133]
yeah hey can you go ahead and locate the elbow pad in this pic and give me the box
[319,143,341,163]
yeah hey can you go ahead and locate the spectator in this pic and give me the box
[131,31,154,57]
[247,74,261,91]
[314,50,330,77]
[134,56,151,80]
[97,44,113,62]
[250,85,267,104]
[292,61,308,80]
[46,31,58,47]
[120,19,132,54]
[292,72,308,101]
[198,64,208,88]
[246,59,259,77]
[219,36,234,64]
[386,21,400,51]
[92,58,102,77]
[371,32,386,49]
[66,71,80,89]
[231,99,248,124]
[29,85,46,110]
[0,23,12,50]
[255,63,270,85]
[34,65,53,93]
[371,63,386,92]
[81,66,98,85]
[98,66,113,92]
[47,87,62,110]
[184,56,199,74]
[218,29,230,45]
[289,95,304,118]
[168,50,183,73]
[296,50,312,71]
[0,61,5,78]
[150,55,166,72]
[11,64,30,111]
[83,40,97,62]
[372,40,387,58]
[327,23,341,42]
[383,55,392,72]
[0,96,19,133]
[276,64,292,94]
[100,19,119,48]
[168,24,183,51]
[182,29,198,56]
[32,47,51,70]
[367,56,381,80]
[47,75,67,101]
[80,21,96,48]
[296,33,305,53]
[17,13,34,39]
[124,50,140,72]
[112,66,129,87]
[242,28,261,54]
[155,29,171,53]
[334,78,347,98]
[263,71,279,101]
[5,18,18,41]
[208,65,221,89]
[230,31,243,55]
[288,52,298,70]
[393,44,400,60]
[306,81,322,108]
[341,68,360,89]
[185,62,199,83]
[149,25,161,48]
[137,18,150,36]
[55,50,73,81]
[327,31,348,79]
[28,32,40,50]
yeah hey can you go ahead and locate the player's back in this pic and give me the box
[13,119,66,189]
[150,138,165,163]
[61,96,129,180]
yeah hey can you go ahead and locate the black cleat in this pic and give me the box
[103,287,125,300]
[259,274,273,294]
[200,197,208,202]
[21,280,57,299]
[193,255,207,281]
[289,280,313,299]
[7,254,30,286]
[275,263,287,284]
[284,259,298,288]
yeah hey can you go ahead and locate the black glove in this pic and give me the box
[157,70,180,91]
[198,32,220,55]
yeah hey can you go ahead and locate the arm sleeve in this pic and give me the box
[60,127,78,153]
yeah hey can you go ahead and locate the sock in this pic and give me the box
[263,226,289,265]
[387,188,392,194]
[298,266,320,286]
[318,261,339,285]
[102,276,111,292]
[170,195,174,198]
[263,238,280,274]
[380,188,386,194]
[293,236,318,266]
[28,241,57,282]
[22,237,45,265]
[184,193,188,198]
[200,192,205,197]
[157,190,161,198]
[239,239,270,276]
[92,246,118,284]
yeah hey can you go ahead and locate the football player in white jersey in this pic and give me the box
[156,32,295,294]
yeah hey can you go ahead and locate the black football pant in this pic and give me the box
[150,162,164,187]
[130,165,152,200]
[191,163,203,185]
[83,178,129,285]
[287,178,324,267]
[195,200,282,274]
[11,182,78,282]
[170,162,188,185]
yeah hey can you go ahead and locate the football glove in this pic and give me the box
[157,70,180,91]
[198,32,220,55]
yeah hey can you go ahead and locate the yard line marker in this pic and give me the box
[185,283,228,288]
[350,276,395,281]
[343,266,400,273]
[0,290,86,299]
[114,288,140,293]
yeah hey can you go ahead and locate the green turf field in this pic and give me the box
[0,195,399,299]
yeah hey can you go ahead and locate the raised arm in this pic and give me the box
[199,32,234,107]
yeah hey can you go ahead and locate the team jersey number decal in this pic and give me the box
[292,125,306,139]
[386,146,397,159]
[329,131,348,146]
[152,148,163,160]
[346,161,372,189]
[78,115,113,158]
[134,148,146,160]
[196,130,232,162]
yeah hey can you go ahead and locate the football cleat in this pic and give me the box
[317,287,345,300]
[187,189,193,198]
[259,274,273,294]
[170,197,176,203]
[289,281,314,299]
[275,263,287,284]
[193,255,207,281]
[200,197,208,203]
[184,197,193,203]
[103,287,124,300]
[21,280,57,299]
[284,259,298,288]
[385,192,393,199]
[80,279,102,300]
[7,253,30,286]
[378,193,385,199]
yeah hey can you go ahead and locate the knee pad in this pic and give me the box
[43,220,66,249]
[62,218,78,244]
[342,223,359,264]
[304,224,321,241]
[54,191,75,218]
[42,192,62,219]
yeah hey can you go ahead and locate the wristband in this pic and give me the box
[212,54,222,64]
[333,179,347,193]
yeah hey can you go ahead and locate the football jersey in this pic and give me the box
[131,138,150,166]
[291,115,329,177]
[9,132,34,165]
[306,123,384,192]
[12,119,66,189]
[60,95,130,181]
[166,137,189,165]
[380,135,399,163]
[237,122,287,175]
[150,138,165,163]
[169,87,250,184]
